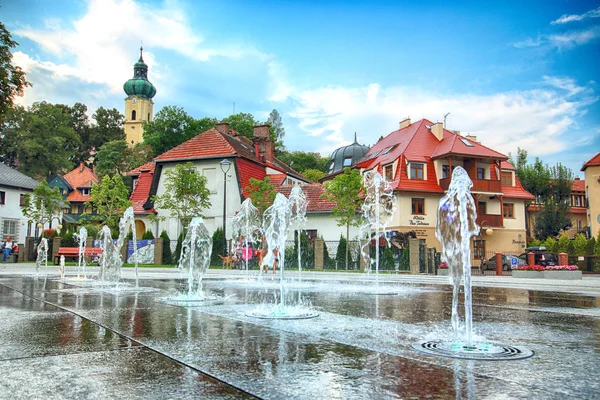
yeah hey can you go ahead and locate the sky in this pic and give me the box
[3,0,600,178]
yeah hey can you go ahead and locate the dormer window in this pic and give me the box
[384,164,393,181]
[343,157,352,167]
[410,163,424,180]
[81,188,90,196]
[459,137,474,147]
[501,172,512,186]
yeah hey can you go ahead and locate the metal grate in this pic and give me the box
[413,339,534,361]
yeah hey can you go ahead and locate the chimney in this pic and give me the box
[399,118,411,129]
[465,134,478,143]
[431,122,444,141]
[252,124,274,163]
[215,121,229,136]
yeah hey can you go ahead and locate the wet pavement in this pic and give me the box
[1,264,599,399]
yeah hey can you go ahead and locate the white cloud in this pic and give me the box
[285,79,597,162]
[513,26,600,50]
[551,6,600,25]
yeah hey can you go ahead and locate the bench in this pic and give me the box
[53,247,102,265]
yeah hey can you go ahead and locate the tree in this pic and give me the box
[0,102,81,179]
[143,106,214,155]
[277,151,329,174]
[573,233,587,256]
[21,180,66,236]
[224,112,257,140]
[95,140,129,177]
[91,107,125,148]
[160,230,173,264]
[267,109,285,150]
[0,22,30,125]
[245,177,277,215]
[302,168,326,182]
[86,174,132,230]
[152,162,211,231]
[322,167,364,269]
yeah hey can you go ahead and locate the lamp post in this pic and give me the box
[220,159,232,257]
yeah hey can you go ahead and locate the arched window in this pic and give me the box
[131,110,136,120]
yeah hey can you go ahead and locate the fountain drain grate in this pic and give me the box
[245,311,319,320]
[413,340,533,361]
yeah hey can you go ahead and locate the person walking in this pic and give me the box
[2,236,14,262]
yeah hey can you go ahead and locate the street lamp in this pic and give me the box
[220,159,232,257]
[477,220,493,271]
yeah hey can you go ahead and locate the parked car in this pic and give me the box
[517,251,558,267]
[481,254,526,271]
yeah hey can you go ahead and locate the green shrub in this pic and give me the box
[322,239,335,269]
[160,230,173,264]
[586,237,595,255]
[174,232,184,265]
[83,225,99,238]
[380,246,395,270]
[573,233,587,256]
[60,231,77,247]
[142,230,155,240]
[543,237,558,253]
[336,234,347,270]
[210,227,224,266]
[557,234,570,254]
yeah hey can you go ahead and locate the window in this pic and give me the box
[81,188,90,196]
[501,172,512,186]
[343,157,352,167]
[384,164,393,181]
[78,204,85,214]
[478,201,487,215]
[20,194,26,207]
[503,203,514,218]
[410,163,424,180]
[0,191,5,205]
[2,219,18,239]
[442,165,450,179]
[577,220,582,232]
[412,198,425,215]
[459,137,475,147]
[328,162,334,173]
[131,110,136,120]
[477,168,485,180]
[473,239,485,260]
[574,196,581,207]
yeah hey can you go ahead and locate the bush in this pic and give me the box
[159,230,173,264]
[380,246,395,270]
[543,237,558,253]
[83,225,99,238]
[322,239,335,269]
[210,227,224,266]
[336,235,347,270]
[557,234,570,254]
[573,233,587,256]
[60,231,77,247]
[142,230,155,240]
[586,237,595,255]
[174,232,184,265]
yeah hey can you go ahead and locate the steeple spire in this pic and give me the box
[139,42,144,62]
[354,132,358,143]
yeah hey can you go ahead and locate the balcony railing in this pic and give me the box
[439,177,502,193]
[476,214,503,228]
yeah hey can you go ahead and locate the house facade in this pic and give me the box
[354,118,534,263]
[0,163,39,243]
[48,162,99,227]
[127,123,351,245]
[582,152,600,238]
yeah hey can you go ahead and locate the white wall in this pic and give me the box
[298,213,360,241]
[0,186,34,244]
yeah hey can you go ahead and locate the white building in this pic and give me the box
[0,163,39,244]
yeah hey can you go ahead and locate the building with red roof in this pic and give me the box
[581,152,600,237]
[48,162,99,225]
[127,122,351,243]
[351,118,535,260]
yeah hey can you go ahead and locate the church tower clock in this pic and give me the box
[123,47,157,146]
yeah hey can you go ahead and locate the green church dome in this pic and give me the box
[123,47,156,99]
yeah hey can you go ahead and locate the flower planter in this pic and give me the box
[437,269,449,276]
[512,270,544,279]
[543,270,582,280]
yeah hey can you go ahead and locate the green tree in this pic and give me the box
[323,167,364,269]
[573,233,588,256]
[543,236,558,253]
[159,230,173,264]
[0,22,30,125]
[302,168,326,182]
[95,140,129,177]
[1,102,81,179]
[224,112,257,140]
[143,106,215,155]
[335,234,347,270]
[21,180,66,235]
[595,230,600,255]
[586,236,596,255]
[90,107,125,151]
[245,177,277,215]
[557,234,570,254]
[86,174,132,230]
[277,151,329,174]
[211,227,224,265]
[267,109,285,150]
[152,162,211,231]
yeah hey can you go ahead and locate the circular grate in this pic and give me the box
[413,339,534,361]
[246,310,319,320]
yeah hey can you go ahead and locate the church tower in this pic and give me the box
[123,47,157,146]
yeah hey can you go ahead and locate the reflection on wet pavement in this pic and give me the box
[0,274,599,399]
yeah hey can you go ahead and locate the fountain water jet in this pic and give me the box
[413,166,533,360]
[35,237,48,275]
[288,184,308,274]
[246,193,318,319]
[231,198,261,275]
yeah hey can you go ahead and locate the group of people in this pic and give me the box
[2,236,17,263]
[230,233,278,273]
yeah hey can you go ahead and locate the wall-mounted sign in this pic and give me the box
[512,239,525,244]
[409,216,430,226]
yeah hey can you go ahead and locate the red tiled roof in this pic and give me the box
[127,161,155,176]
[572,178,585,192]
[268,174,287,187]
[63,162,98,189]
[581,152,600,171]
[432,131,507,160]
[500,161,515,171]
[276,183,336,212]
[237,158,267,199]
[66,190,92,203]
[130,169,155,214]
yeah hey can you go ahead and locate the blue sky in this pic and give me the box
[4,0,600,177]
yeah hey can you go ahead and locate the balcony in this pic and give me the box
[476,214,503,228]
[439,177,502,193]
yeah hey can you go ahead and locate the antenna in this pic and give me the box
[233,102,235,114]
[443,112,450,128]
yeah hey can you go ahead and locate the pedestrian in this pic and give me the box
[2,235,14,262]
